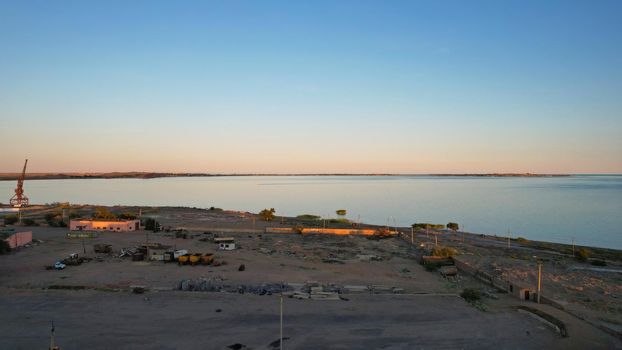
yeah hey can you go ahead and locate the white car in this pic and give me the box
[54,261,66,270]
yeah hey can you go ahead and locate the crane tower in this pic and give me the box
[10,159,29,207]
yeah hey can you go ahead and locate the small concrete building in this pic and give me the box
[70,219,140,232]
[1,229,33,249]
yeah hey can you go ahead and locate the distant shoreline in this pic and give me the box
[0,172,573,181]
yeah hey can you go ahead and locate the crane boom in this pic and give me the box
[10,159,29,207]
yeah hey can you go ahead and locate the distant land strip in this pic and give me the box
[0,172,571,181]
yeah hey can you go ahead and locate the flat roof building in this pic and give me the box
[70,219,140,232]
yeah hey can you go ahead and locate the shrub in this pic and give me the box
[575,248,591,262]
[461,288,481,302]
[118,212,137,220]
[292,225,304,235]
[21,218,38,226]
[431,246,458,258]
[259,208,276,221]
[424,263,438,271]
[412,223,445,230]
[516,237,529,243]
[0,240,10,254]
[328,218,350,224]
[591,259,607,266]
[296,214,321,221]
[93,207,116,220]
[4,215,18,225]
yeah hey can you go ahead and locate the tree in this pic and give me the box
[447,222,459,232]
[118,212,137,220]
[259,208,276,221]
[3,215,18,225]
[575,248,591,262]
[336,209,347,216]
[93,207,116,220]
[143,218,160,232]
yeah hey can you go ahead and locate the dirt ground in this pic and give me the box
[1,206,621,349]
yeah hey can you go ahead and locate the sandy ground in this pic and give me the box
[1,206,621,349]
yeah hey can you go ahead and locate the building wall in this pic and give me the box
[4,231,32,249]
[69,219,140,232]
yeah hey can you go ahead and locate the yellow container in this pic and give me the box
[189,254,202,265]
[178,254,189,265]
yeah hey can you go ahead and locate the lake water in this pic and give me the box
[1,175,621,249]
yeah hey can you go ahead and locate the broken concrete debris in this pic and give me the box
[176,279,404,298]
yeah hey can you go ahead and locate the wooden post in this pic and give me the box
[537,262,542,304]
[280,293,283,350]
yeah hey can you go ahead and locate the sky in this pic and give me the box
[1,0,621,174]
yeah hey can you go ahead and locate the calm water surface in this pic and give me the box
[1,175,621,249]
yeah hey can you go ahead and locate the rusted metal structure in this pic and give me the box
[10,159,29,207]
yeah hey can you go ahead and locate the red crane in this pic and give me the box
[10,159,29,207]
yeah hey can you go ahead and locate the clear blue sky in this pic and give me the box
[1,0,621,173]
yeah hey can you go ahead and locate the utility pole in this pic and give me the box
[280,292,284,350]
[462,225,465,243]
[410,226,414,245]
[435,234,438,248]
[82,236,86,254]
[537,261,542,304]
[572,237,575,257]
[507,229,511,249]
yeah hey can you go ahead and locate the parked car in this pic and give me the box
[54,261,66,270]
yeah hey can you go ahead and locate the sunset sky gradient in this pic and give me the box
[1,1,621,173]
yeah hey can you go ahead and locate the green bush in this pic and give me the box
[3,215,18,225]
[461,288,481,302]
[575,248,591,262]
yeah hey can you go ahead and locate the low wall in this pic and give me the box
[266,227,378,235]
[4,231,32,248]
